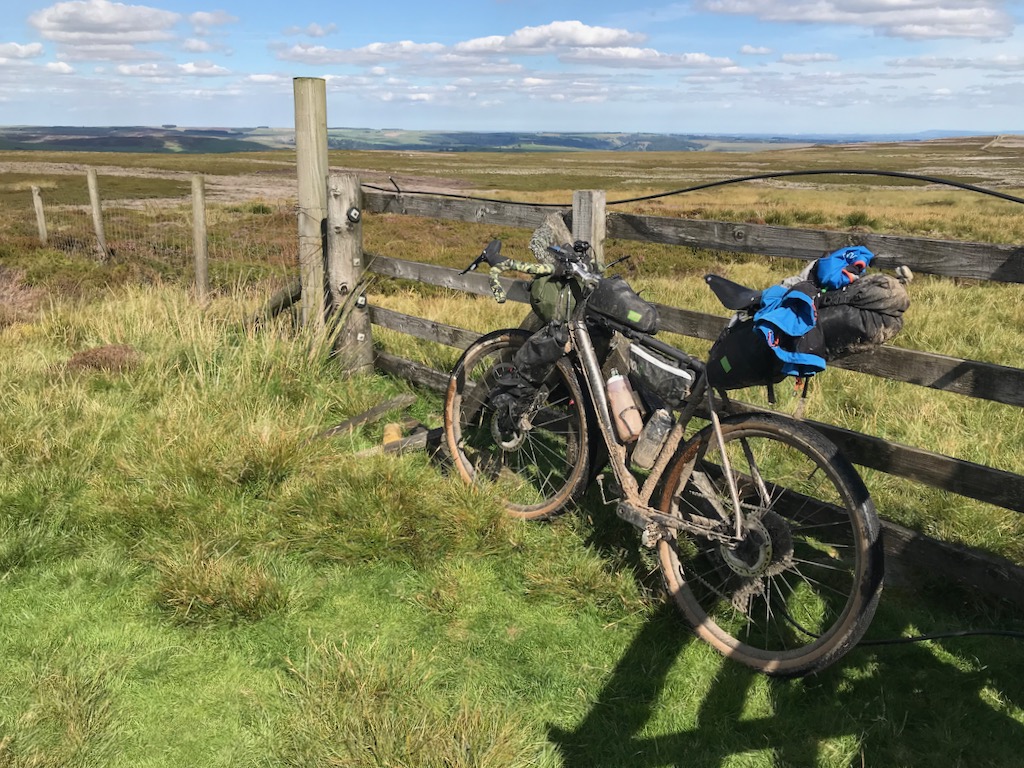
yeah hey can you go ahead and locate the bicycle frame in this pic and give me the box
[479,240,776,547]
[566,305,746,549]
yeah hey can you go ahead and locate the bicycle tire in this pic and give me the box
[657,413,883,677]
[444,328,591,520]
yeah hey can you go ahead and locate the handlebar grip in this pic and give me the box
[487,260,555,303]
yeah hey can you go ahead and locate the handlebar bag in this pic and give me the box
[529,274,580,323]
[587,276,659,334]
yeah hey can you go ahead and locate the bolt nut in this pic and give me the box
[347,207,361,223]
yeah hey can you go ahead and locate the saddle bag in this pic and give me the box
[816,273,910,359]
[707,282,826,390]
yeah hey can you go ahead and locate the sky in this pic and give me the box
[1,0,1023,135]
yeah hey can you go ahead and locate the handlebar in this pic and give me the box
[481,240,602,303]
[487,259,555,302]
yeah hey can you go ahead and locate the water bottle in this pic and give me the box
[631,408,674,470]
[606,369,642,443]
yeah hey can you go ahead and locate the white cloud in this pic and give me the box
[30,0,180,44]
[455,20,644,54]
[117,62,168,76]
[179,60,230,76]
[246,73,287,83]
[887,55,1024,71]
[189,11,238,35]
[183,38,215,53]
[695,0,1013,40]
[275,40,445,65]
[46,61,75,73]
[284,23,337,38]
[561,47,735,69]
[0,42,45,59]
[59,43,164,61]
[741,45,772,54]
[781,52,841,64]
[28,0,182,62]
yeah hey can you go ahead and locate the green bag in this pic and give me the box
[529,275,579,322]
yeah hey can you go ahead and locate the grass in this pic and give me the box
[2,142,1024,765]
[0,284,1023,766]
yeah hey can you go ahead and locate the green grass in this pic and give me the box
[2,284,1023,767]
[2,142,1024,765]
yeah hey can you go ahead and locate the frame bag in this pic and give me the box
[587,276,659,334]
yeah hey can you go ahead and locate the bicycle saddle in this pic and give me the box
[705,274,763,312]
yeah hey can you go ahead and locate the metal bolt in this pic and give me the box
[347,207,361,223]
[356,333,366,342]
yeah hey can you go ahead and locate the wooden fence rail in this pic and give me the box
[357,189,1024,517]
[362,189,1024,284]
[355,194,1024,602]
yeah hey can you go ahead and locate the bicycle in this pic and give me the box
[443,239,884,677]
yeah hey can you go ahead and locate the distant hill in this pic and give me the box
[0,125,1018,154]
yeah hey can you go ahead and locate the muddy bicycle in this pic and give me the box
[443,239,884,677]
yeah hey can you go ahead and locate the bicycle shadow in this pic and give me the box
[553,507,1024,767]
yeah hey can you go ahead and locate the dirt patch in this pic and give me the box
[66,343,141,374]
[0,268,46,327]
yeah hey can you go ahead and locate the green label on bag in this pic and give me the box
[720,356,732,373]
[627,310,642,323]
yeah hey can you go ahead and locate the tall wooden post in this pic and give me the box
[31,186,47,245]
[293,77,329,331]
[572,189,606,270]
[326,173,374,373]
[191,174,210,301]
[87,168,109,260]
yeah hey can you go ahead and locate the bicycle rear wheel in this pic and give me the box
[657,413,883,677]
[444,329,591,520]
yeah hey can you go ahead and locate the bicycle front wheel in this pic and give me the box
[444,329,591,520]
[657,413,883,677]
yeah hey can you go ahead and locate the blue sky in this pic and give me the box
[1,0,1022,134]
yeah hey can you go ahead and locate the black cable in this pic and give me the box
[605,168,1024,207]
[859,628,1024,647]
[362,168,1024,209]
[786,609,1024,648]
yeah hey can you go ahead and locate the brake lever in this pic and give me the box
[604,254,631,270]
[460,252,488,275]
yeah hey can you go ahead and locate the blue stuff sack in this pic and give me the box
[753,284,826,378]
[816,246,875,289]
[707,282,825,390]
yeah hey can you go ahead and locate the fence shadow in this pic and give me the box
[550,504,1024,767]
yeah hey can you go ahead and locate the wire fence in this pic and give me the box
[1,172,299,292]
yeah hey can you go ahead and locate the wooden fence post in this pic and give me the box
[31,186,47,245]
[191,174,209,302]
[293,77,330,332]
[86,168,109,261]
[572,189,606,269]
[326,173,374,373]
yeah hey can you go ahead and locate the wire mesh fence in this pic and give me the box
[1,171,299,293]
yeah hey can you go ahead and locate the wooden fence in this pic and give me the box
[309,180,1024,603]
